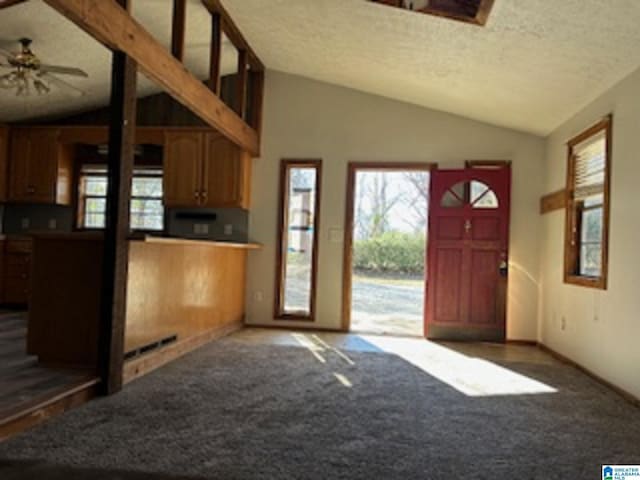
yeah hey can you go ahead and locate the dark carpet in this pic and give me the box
[1,335,639,479]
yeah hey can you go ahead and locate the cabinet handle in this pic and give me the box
[201,191,208,200]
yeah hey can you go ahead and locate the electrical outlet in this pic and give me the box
[201,224,209,234]
[254,291,264,302]
[21,218,30,229]
[193,224,201,234]
[224,224,233,236]
[48,219,57,230]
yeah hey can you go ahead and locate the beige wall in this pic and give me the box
[246,70,545,340]
[540,66,640,399]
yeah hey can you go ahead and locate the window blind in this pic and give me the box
[573,130,606,201]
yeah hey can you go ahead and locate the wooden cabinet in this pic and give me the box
[164,131,204,207]
[3,237,32,305]
[164,131,251,209]
[8,128,73,205]
[0,126,8,202]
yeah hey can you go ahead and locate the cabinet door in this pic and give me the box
[164,131,204,207]
[27,129,59,203]
[8,129,59,203]
[8,129,31,202]
[201,133,251,208]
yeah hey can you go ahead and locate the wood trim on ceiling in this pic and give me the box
[43,0,260,156]
[369,0,495,26]
[0,0,27,9]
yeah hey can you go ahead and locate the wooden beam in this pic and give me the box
[171,0,187,61]
[540,189,566,214]
[201,0,265,71]
[0,0,27,9]
[43,0,259,156]
[235,49,248,118]
[248,69,264,137]
[98,49,137,395]
[208,12,222,94]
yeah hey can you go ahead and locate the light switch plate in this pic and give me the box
[48,219,57,230]
[224,224,233,236]
[21,218,30,229]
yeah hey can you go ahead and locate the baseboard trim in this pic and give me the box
[538,342,640,408]
[0,377,100,441]
[123,321,244,384]
[506,339,538,346]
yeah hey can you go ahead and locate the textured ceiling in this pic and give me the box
[2,0,640,134]
[220,0,640,135]
[0,0,238,122]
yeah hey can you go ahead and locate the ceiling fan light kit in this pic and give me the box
[0,37,88,96]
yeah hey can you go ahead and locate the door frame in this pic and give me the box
[341,162,436,332]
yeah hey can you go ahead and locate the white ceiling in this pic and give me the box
[220,0,640,136]
[2,0,640,135]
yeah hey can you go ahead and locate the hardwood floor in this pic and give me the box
[0,311,99,440]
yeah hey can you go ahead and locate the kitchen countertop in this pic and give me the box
[131,235,262,250]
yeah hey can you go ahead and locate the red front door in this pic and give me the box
[425,167,511,341]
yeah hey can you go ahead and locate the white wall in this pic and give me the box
[540,66,640,399]
[246,70,545,340]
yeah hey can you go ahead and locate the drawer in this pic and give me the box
[5,262,30,279]
[6,239,33,254]
[6,253,30,265]
[4,281,29,304]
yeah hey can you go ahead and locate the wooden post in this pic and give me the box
[171,0,187,61]
[235,49,248,118]
[208,13,222,94]
[248,69,264,137]
[98,46,137,395]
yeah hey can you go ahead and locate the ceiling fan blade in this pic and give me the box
[39,64,88,77]
[38,72,86,97]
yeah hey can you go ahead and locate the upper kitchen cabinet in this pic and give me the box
[201,133,251,209]
[0,126,8,202]
[164,130,204,207]
[8,128,73,205]
[164,130,251,209]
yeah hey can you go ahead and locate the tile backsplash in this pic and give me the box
[2,204,74,234]
[1,203,249,243]
[166,208,249,243]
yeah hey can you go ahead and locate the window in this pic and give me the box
[78,165,164,231]
[564,116,612,289]
[275,160,322,320]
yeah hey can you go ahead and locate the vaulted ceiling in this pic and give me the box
[220,0,640,135]
[2,0,640,136]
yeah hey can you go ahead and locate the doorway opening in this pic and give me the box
[343,163,432,337]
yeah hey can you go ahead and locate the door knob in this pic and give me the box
[499,260,508,277]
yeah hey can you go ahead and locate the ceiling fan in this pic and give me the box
[0,37,88,96]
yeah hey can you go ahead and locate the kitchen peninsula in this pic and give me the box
[28,233,261,382]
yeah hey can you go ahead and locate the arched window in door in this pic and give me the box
[440,181,499,209]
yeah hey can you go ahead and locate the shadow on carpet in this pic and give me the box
[1,337,639,479]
